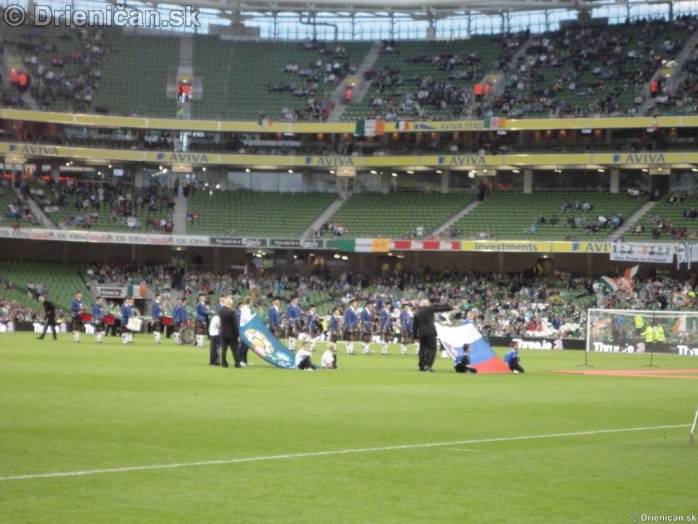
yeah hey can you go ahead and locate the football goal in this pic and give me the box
[586,308,698,355]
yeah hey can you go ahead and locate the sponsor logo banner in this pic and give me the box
[210,237,268,247]
[94,286,128,299]
[269,239,324,249]
[610,242,674,263]
[555,241,610,254]
[0,227,31,239]
[512,337,564,350]
[390,240,460,251]
[88,232,150,244]
[462,241,543,252]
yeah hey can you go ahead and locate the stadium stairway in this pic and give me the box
[490,33,535,101]
[21,188,56,229]
[1,46,39,110]
[431,199,482,238]
[301,196,346,238]
[172,196,188,235]
[606,200,657,241]
[639,28,698,115]
[178,36,193,120]
[326,42,383,123]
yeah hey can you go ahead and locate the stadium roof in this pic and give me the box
[147,0,615,17]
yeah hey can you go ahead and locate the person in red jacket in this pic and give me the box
[17,71,30,92]
[473,82,484,102]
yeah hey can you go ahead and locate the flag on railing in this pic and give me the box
[396,120,412,131]
[484,116,506,129]
[257,117,274,126]
[355,119,385,137]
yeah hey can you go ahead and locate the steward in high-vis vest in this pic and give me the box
[634,315,645,335]
[654,325,666,343]
[642,325,655,343]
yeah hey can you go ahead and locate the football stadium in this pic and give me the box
[0,0,697,521]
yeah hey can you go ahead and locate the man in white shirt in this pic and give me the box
[238,296,254,366]
[295,341,316,370]
[208,313,220,366]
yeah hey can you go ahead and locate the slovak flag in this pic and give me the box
[436,322,510,373]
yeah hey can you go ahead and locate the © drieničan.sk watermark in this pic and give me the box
[2,3,201,29]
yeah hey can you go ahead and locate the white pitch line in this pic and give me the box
[0,424,687,483]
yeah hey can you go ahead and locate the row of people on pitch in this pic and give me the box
[329,301,415,355]
[268,298,415,345]
[39,292,99,341]
[92,295,138,345]
[150,293,211,346]
[39,292,138,345]
[267,295,313,338]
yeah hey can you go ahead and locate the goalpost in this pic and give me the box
[586,308,698,355]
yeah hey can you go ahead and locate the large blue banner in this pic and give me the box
[240,314,296,369]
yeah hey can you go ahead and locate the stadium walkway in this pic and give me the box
[326,42,383,123]
[607,200,657,241]
[302,197,346,238]
[432,199,482,237]
[172,196,188,234]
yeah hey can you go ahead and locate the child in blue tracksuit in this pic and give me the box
[504,340,524,373]
[454,343,478,373]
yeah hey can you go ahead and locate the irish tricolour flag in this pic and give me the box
[355,119,385,137]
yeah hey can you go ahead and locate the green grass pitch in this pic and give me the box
[0,332,696,523]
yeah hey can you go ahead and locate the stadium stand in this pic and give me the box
[0,260,91,312]
[321,193,472,238]
[1,14,696,120]
[28,180,175,232]
[630,192,698,241]
[496,17,697,118]
[191,37,371,121]
[1,23,108,112]
[340,34,526,122]
[90,29,180,117]
[0,184,38,227]
[185,190,336,236]
[450,192,647,240]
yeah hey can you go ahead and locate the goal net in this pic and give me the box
[586,308,698,355]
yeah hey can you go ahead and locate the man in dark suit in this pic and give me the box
[412,298,452,372]
[218,298,240,368]
[37,295,58,340]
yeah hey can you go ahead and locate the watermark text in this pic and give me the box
[2,4,201,28]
